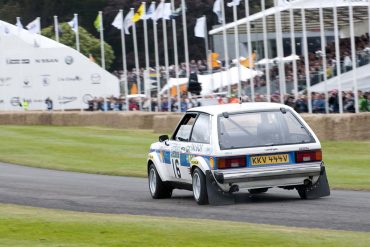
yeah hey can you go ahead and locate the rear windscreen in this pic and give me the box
[218,110,315,150]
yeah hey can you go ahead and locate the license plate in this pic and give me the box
[251,154,289,166]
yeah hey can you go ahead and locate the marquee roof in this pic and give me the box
[209,0,370,35]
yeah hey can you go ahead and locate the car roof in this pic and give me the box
[187,102,290,115]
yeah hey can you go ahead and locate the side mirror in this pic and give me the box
[159,135,169,142]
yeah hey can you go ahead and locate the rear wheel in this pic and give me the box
[148,164,172,199]
[192,168,208,205]
[248,188,269,194]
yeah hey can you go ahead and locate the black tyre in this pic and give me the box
[296,186,307,199]
[192,168,208,205]
[248,188,269,194]
[148,164,172,199]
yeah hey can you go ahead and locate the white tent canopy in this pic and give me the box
[310,63,370,92]
[160,66,263,96]
[0,20,119,111]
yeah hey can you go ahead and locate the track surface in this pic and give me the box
[0,162,369,232]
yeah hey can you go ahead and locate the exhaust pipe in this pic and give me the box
[229,185,239,193]
[304,179,312,186]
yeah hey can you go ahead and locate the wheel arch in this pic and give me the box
[190,156,211,175]
[147,152,168,182]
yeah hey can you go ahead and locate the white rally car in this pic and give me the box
[147,103,330,205]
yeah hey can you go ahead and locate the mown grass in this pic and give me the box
[0,203,369,247]
[0,125,368,190]
[0,126,157,177]
[322,141,370,190]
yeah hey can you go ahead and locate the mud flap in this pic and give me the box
[305,166,330,199]
[205,171,235,205]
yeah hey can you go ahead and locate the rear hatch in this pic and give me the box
[215,109,321,170]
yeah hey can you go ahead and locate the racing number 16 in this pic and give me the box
[171,158,181,178]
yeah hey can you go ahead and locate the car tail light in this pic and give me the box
[217,156,246,169]
[296,150,322,163]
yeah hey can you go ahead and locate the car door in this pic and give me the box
[188,113,212,168]
[168,113,198,182]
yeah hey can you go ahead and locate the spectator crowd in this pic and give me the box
[91,34,370,114]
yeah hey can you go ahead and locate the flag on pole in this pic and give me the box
[68,16,78,33]
[163,3,172,20]
[227,0,240,7]
[112,11,123,30]
[132,3,145,23]
[16,17,23,29]
[194,16,206,38]
[143,2,155,20]
[94,13,101,32]
[153,2,164,21]
[213,0,223,24]
[241,52,256,68]
[26,17,41,34]
[131,83,138,94]
[210,52,221,69]
[123,10,134,34]
[170,5,183,19]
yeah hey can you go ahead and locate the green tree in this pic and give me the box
[42,23,115,70]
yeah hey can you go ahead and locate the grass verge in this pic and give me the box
[0,203,369,247]
[0,125,368,190]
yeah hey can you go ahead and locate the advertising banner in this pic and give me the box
[0,20,119,111]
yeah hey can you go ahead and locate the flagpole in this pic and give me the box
[161,0,171,112]
[142,2,152,112]
[98,11,106,69]
[245,0,255,102]
[203,16,213,92]
[170,0,181,112]
[54,16,60,43]
[75,13,80,52]
[319,7,329,113]
[221,0,230,96]
[118,10,129,111]
[333,4,343,114]
[289,6,298,101]
[203,16,210,72]
[349,2,359,113]
[132,8,142,111]
[261,0,271,102]
[232,3,242,99]
[301,8,312,113]
[153,2,161,112]
[274,0,285,104]
[181,0,190,79]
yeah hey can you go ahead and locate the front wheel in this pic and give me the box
[148,164,172,199]
[192,168,208,205]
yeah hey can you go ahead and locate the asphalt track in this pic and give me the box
[0,162,369,232]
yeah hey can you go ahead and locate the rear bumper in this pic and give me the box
[213,162,322,184]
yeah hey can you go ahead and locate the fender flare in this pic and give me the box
[147,151,169,182]
[189,156,212,175]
